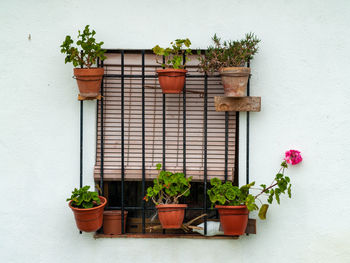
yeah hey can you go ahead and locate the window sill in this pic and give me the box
[94,233,240,239]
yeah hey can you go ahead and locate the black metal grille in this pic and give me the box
[89,49,246,235]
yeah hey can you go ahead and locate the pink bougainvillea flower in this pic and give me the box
[285,150,302,165]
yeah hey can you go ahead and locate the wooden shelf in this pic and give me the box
[93,219,256,239]
[94,233,240,239]
[214,96,261,112]
[78,94,102,101]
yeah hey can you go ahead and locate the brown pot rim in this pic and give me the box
[219,67,250,71]
[74,67,104,75]
[156,204,188,209]
[69,196,107,211]
[74,67,104,70]
[103,210,128,215]
[156,68,188,73]
[215,205,247,209]
[219,67,250,74]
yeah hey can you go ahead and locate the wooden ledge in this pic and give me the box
[94,233,239,239]
[214,96,261,112]
[78,94,102,101]
[94,219,255,239]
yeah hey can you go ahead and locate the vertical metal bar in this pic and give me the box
[182,53,186,174]
[79,51,83,235]
[162,55,166,235]
[162,55,166,171]
[121,50,125,234]
[141,50,146,234]
[204,73,208,235]
[224,112,228,182]
[246,60,250,185]
[80,50,84,190]
[80,101,83,189]
[233,112,239,186]
[99,59,104,196]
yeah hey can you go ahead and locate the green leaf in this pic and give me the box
[288,184,292,198]
[258,204,269,220]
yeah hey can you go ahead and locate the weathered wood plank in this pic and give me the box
[214,96,261,112]
[94,233,239,239]
[246,218,256,234]
[78,94,102,101]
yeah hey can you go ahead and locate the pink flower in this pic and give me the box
[285,150,302,165]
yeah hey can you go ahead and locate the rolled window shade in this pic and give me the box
[94,53,236,182]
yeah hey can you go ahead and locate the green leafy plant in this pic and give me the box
[144,164,192,205]
[66,185,101,209]
[207,179,258,211]
[198,33,260,73]
[60,25,106,68]
[153,39,192,69]
[208,150,302,220]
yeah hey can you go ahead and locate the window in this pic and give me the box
[94,50,239,236]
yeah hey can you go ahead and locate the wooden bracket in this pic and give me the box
[214,96,261,112]
[78,94,102,101]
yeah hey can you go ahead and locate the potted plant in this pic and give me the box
[60,25,106,98]
[103,210,128,235]
[152,39,192,94]
[144,164,192,229]
[67,185,107,232]
[207,150,302,235]
[198,33,260,97]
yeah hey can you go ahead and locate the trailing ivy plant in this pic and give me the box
[66,185,101,209]
[208,150,302,220]
[153,39,192,69]
[198,33,260,73]
[60,25,106,68]
[144,164,192,205]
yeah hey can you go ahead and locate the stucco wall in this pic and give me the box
[1,0,350,262]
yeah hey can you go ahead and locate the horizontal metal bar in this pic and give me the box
[105,49,207,54]
[106,206,215,211]
[103,74,220,79]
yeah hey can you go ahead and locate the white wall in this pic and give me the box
[1,0,350,262]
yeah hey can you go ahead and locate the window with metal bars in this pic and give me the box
[94,50,239,236]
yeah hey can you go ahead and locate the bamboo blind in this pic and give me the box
[94,53,236,181]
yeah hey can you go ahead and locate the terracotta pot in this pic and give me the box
[219,67,250,97]
[156,69,187,94]
[73,67,104,97]
[216,205,249,235]
[156,204,187,229]
[103,210,128,235]
[68,196,107,232]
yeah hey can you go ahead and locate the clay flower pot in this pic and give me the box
[103,210,128,235]
[73,67,104,97]
[216,205,249,235]
[156,69,187,94]
[219,67,250,97]
[68,196,107,232]
[156,204,187,229]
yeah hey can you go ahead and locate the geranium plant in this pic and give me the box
[208,150,302,220]
[153,39,192,69]
[66,185,101,209]
[198,33,260,73]
[60,25,106,68]
[144,164,192,205]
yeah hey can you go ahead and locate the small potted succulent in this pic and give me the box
[153,39,192,94]
[198,33,260,97]
[67,185,107,232]
[60,25,106,98]
[208,150,302,235]
[144,164,192,229]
